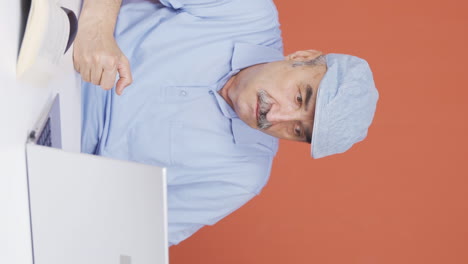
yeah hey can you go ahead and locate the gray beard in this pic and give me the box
[257,90,272,130]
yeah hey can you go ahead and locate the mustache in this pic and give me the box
[257,90,272,130]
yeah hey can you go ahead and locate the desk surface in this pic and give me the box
[1,1,82,264]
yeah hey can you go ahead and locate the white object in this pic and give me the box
[26,144,169,264]
[17,0,78,84]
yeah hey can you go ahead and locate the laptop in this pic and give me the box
[26,95,168,264]
[28,94,62,149]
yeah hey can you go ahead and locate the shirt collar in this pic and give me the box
[230,42,285,72]
[213,42,283,145]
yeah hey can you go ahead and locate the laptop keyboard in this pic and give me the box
[37,117,52,147]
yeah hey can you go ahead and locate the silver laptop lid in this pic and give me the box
[26,95,168,264]
[26,145,168,264]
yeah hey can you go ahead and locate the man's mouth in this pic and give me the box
[256,99,259,122]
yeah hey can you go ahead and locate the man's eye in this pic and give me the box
[296,93,302,104]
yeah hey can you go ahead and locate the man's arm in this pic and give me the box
[73,0,132,95]
[166,154,274,246]
[168,181,257,246]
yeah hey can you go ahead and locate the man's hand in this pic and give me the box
[73,0,131,95]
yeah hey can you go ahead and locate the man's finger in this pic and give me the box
[115,57,133,95]
[91,65,103,85]
[72,50,80,72]
[101,68,118,90]
[73,59,80,73]
[81,67,92,83]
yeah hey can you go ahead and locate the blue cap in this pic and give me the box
[311,54,379,158]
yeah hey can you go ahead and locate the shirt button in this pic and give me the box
[179,90,187,96]
[209,90,214,95]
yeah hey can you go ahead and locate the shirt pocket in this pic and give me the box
[127,116,178,167]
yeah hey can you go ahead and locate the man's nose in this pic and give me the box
[267,105,298,124]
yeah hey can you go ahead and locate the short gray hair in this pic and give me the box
[291,54,326,67]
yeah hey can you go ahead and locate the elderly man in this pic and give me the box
[74,0,378,246]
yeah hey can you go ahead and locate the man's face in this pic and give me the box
[221,50,327,142]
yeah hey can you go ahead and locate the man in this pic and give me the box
[74,0,379,246]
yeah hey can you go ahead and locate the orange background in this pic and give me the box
[170,0,468,263]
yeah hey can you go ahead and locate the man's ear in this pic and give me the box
[285,50,323,62]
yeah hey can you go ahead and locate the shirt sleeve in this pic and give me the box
[167,156,274,246]
[168,181,256,246]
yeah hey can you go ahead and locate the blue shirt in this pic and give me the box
[81,0,284,246]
